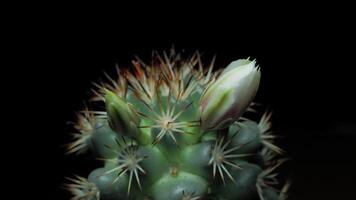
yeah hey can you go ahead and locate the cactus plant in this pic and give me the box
[64,49,290,200]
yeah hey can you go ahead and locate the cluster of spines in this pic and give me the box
[209,136,252,184]
[64,175,100,200]
[90,49,220,105]
[104,139,146,195]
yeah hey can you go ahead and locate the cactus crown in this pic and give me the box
[65,49,290,200]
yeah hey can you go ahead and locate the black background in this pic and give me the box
[13,4,355,200]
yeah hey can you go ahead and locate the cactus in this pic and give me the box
[64,49,290,200]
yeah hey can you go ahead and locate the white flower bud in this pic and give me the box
[199,59,261,130]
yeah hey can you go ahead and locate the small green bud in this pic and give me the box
[105,90,140,138]
[199,59,261,130]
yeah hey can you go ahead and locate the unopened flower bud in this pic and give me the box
[199,59,261,130]
[105,90,140,137]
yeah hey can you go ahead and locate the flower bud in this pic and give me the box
[199,59,261,130]
[105,90,140,137]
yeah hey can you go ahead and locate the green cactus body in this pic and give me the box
[65,50,290,200]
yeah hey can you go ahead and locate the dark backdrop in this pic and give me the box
[20,6,355,200]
